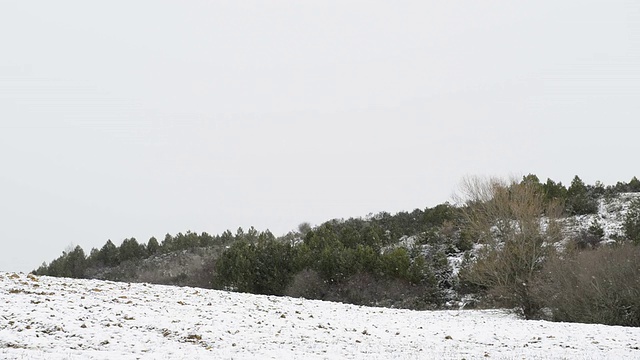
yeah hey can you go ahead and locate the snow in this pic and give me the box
[564,193,640,242]
[2,272,639,359]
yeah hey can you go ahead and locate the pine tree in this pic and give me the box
[98,240,119,267]
[147,237,160,255]
[567,175,598,215]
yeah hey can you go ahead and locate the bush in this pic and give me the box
[533,243,640,326]
[287,271,442,310]
[284,269,328,299]
[629,176,640,192]
[456,176,563,319]
[34,245,87,278]
[328,272,440,310]
[213,239,298,295]
[624,199,640,243]
[566,175,598,215]
[571,230,601,250]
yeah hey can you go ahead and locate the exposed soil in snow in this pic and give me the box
[1,272,639,359]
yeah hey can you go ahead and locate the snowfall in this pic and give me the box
[1,272,639,359]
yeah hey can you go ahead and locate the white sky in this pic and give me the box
[1,1,639,272]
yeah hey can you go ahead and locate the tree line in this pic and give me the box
[33,175,640,322]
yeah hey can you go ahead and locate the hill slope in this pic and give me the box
[1,272,639,359]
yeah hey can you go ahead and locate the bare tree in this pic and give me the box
[456,176,564,319]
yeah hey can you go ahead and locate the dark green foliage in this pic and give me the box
[569,214,604,251]
[119,238,145,262]
[571,230,601,250]
[455,230,474,252]
[284,246,446,309]
[314,244,357,283]
[566,175,598,215]
[219,230,235,244]
[542,178,567,203]
[213,238,298,295]
[258,229,276,242]
[624,199,640,244]
[35,173,640,316]
[592,181,606,197]
[521,174,543,194]
[160,231,219,253]
[301,220,412,284]
[521,174,541,185]
[607,176,640,194]
[588,219,604,239]
[422,203,460,228]
[380,248,411,280]
[629,176,640,192]
[147,237,160,256]
[198,232,215,247]
[172,231,203,251]
[376,209,426,242]
[98,240,119,267]
[85,248,100,268]
[34,245,87,278]
[212,213,452,308]
[66,246,88,277]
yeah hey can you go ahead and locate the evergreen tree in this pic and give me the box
[624,199,640,244]
[199,232,214,247]
[220,230,234,244]
[66,245,88,278]
[542,178,567,203]
[567,175,598,215]
[147,237,160,255]
[98,240,119,267]
[629,176,640,192]
[161,233,174,252]
[119,238,145,262]
[588,219,605,239]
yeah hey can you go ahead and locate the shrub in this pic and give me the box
[629,176,640,192]
[588,219,605,239]
[213,239,298,295]
[456,176,563,319]
[34,245,87,278]
[533,243,640,326]
[571,230,601,250]
[624,199,640,243]
[566,175,598,215]
[542,178,568,203]
[284,269,328,299]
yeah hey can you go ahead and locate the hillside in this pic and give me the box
[2,271,640,359]
[66,192,640,291]
[32,176,640,324]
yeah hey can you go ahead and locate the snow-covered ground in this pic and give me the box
[565,193,640,243]
[1,272,639,359]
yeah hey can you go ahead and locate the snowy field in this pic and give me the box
[1,272,639,359]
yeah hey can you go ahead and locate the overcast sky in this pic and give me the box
[1,1,639,272]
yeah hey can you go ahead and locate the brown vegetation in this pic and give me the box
[456,176,564,319]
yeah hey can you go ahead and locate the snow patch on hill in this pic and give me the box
[564,193,640,243]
